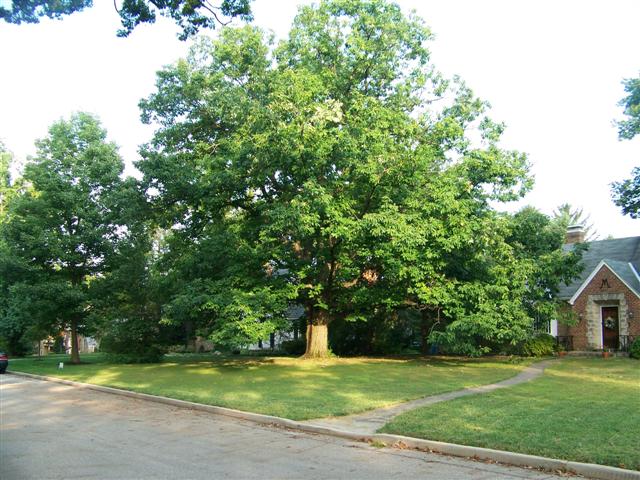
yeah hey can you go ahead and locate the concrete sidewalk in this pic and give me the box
[302,360,556,434]
[0,374,566,480]
[6,368,640,480]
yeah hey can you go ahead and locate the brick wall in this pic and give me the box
[557,264,640,350]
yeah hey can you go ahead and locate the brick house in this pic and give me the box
[556,228,640,351]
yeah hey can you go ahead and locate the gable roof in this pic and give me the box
[567,260,640,304]
[558,236,640,302]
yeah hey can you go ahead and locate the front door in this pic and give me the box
[601,306,619,349]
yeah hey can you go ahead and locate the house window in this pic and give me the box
[533,318,551,333]
[549,319,558,337]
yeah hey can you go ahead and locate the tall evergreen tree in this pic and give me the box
[553,203,598,240]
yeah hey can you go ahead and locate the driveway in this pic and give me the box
[1,375,567,480]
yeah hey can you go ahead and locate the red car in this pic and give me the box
[0,352,8,374]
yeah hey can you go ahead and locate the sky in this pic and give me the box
[0,0,638,238]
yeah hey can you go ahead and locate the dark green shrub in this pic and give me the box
[522,333,556,357]
[329,310,420,356]
[99,318,165,363]
[0,333,32,356]
[53,335,65,354]
[166,344,194,354]
[630,337,640,359]
[280,338,306,355]
[103,348,164,364]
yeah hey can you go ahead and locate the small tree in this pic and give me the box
[507,207,585,329]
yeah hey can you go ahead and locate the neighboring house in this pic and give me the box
[60,332,98,354]
[556,227,640,351]
[35,332,98,356]
[248,304,305,351]
[36,337,57,356]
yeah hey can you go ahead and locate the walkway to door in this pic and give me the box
[301,359,555,434]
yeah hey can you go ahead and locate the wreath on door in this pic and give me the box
[604,317,616,330]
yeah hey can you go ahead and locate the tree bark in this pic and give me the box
[420,307,442,355]
[420,309,431,355]
[70,318,81,364]
[69,272,82,364]
[303,309,330,358]
[184,320,194,348]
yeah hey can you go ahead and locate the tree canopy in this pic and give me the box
[612,74,640,219]
[0,113,136,362]
[611,167,640,219]
[0,0,92,24]
[0,0,253,40]
[617,75,640,140]
[0,141,13,217]
[1,0,584,360]
[138,0,544,357]
[0,142,29,355]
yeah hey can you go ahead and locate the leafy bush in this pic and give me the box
[166,344,195,354]
[50,335,66,354]
[99,318,165,363]
[629,337,640,359]
[280,338,306,355]
[329,311,420,356]
[522,333,556,357]
[0,334,32,356]
[103,348,164,364]
[430,309,533,357]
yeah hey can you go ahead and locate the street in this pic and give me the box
[1,375,566,480]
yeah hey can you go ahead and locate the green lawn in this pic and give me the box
[9,353,530,420]
[381,358,640,470]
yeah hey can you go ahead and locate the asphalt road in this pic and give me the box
[1,374,567,480]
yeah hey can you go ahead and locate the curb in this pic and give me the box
[7,370,640,480]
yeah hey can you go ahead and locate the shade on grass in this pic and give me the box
[9,354,530,420]
[381,358,640,470]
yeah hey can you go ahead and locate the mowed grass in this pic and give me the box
[381,358,640,470]
[9,353,530,420]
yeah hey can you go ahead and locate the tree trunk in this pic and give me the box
[184,320,194,348]
[269,333,275,350]
[70,318,81,364]
[303,309,330,358]
[420,309,430,355]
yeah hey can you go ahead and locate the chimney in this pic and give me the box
[566,225,586,244]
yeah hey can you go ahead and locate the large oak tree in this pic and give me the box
[139,0,532,358]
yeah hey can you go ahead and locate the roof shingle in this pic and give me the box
[558,236,640,300]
